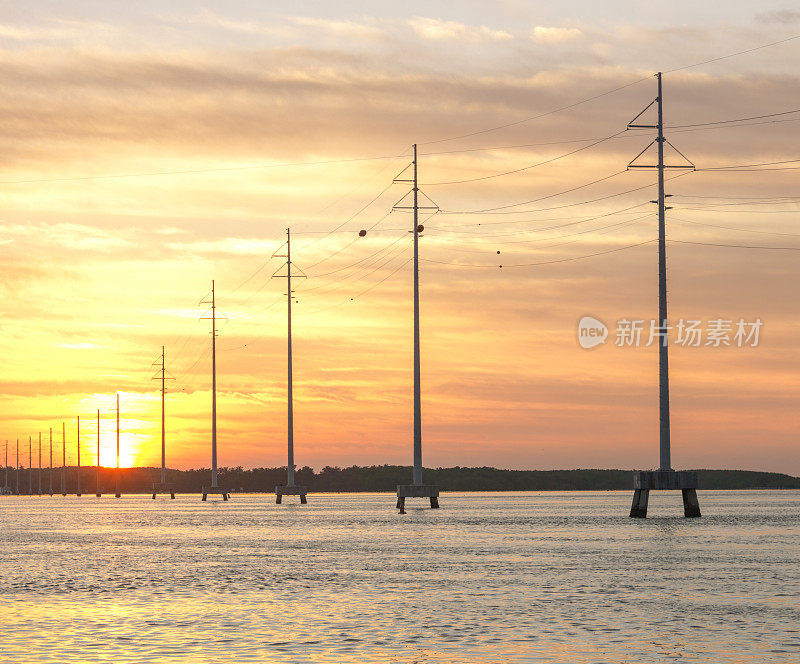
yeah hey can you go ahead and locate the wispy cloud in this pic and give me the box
[531,26,582,44]
[755,9,800,25]
[409,16,512,42]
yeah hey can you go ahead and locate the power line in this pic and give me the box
[671,218,800,238]
[697,158,800,171]
[420,77,652,146]
[422,238,656,268]
[669,239,800,250]
[429,202,649,235]
[664,33,800,74]
[422,131,626,186]
[666,108,800,129]
[441,171,693,216]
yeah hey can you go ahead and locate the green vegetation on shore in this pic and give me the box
[5,465,798,493]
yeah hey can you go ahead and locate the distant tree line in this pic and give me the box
[3,465,798,494]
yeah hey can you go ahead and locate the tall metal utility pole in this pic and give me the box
[3,439,7,492]
[115,394,121,498]
[49,428,53,496]
[38,432,42,496]
[61,423,66,496]
[16,439,20,495]
[95,409,101,497]
[152,346,175,499]
[201,281,228,501]
[28,435,32,495]
[393,144,440,513]
[76,416,82,497]
[272,228,308,505]
[627,72,700,518]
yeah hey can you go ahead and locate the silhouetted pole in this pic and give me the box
[95,409,101,497]
[49,428,53,496]
[4,439,7,490]
[200,283,227,501]
[28,436,32,495]
[115,394,121,498]
[161,347,166,485]
[412,144,423,486]
[61,423,66,495]
[211,281,217,488]
[38,432,42,495]
[286,229,295,488]
[76,416,82,496]
[627,72,698,518]
[655,72,671,472]
[392,145,440,511]
[16,439,20,494]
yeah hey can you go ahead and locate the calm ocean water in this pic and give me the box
[1,490,798,663]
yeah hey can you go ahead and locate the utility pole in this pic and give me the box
[272,229,308,505]
[627,72,700,518]
[4,439,7,492]
[61,423,66,496]
[388,144,441,512]
[49,428,53,496]
[115,394,121,498]
[95,409,101,497]
[152,346,175,499]
[38,432,42,496]
[201,281,228,501]
[28,435,32,495]
[76,416,82,497]
[16,439,20,495]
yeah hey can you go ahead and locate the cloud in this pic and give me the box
[291,16,384,40]
[531,26,582,43]
[755,9,800,24]
[409,16,512,42]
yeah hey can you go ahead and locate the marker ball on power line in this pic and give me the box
[417,225,424,232]
[359,229,367,237]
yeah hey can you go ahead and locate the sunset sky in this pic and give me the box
[1,2,798,474]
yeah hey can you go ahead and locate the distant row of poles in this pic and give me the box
[1,396,122,497]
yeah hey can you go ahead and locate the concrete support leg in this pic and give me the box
[430,496,439,509]
[276,493,282,504]
[300,494,307,504]
[682,488,701,518]
[630,489,649,518]
[395,497,402,509]
[201,493,207,501]
[397,497,405,514]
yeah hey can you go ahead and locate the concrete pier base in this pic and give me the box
[396,484,440,513]
[682,488,701,517]
[275,485,308,504]
[201,486,229,501]
[630,471,701,518]
[152,482,176,499]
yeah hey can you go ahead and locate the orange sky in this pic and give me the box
[1,4,799,474]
